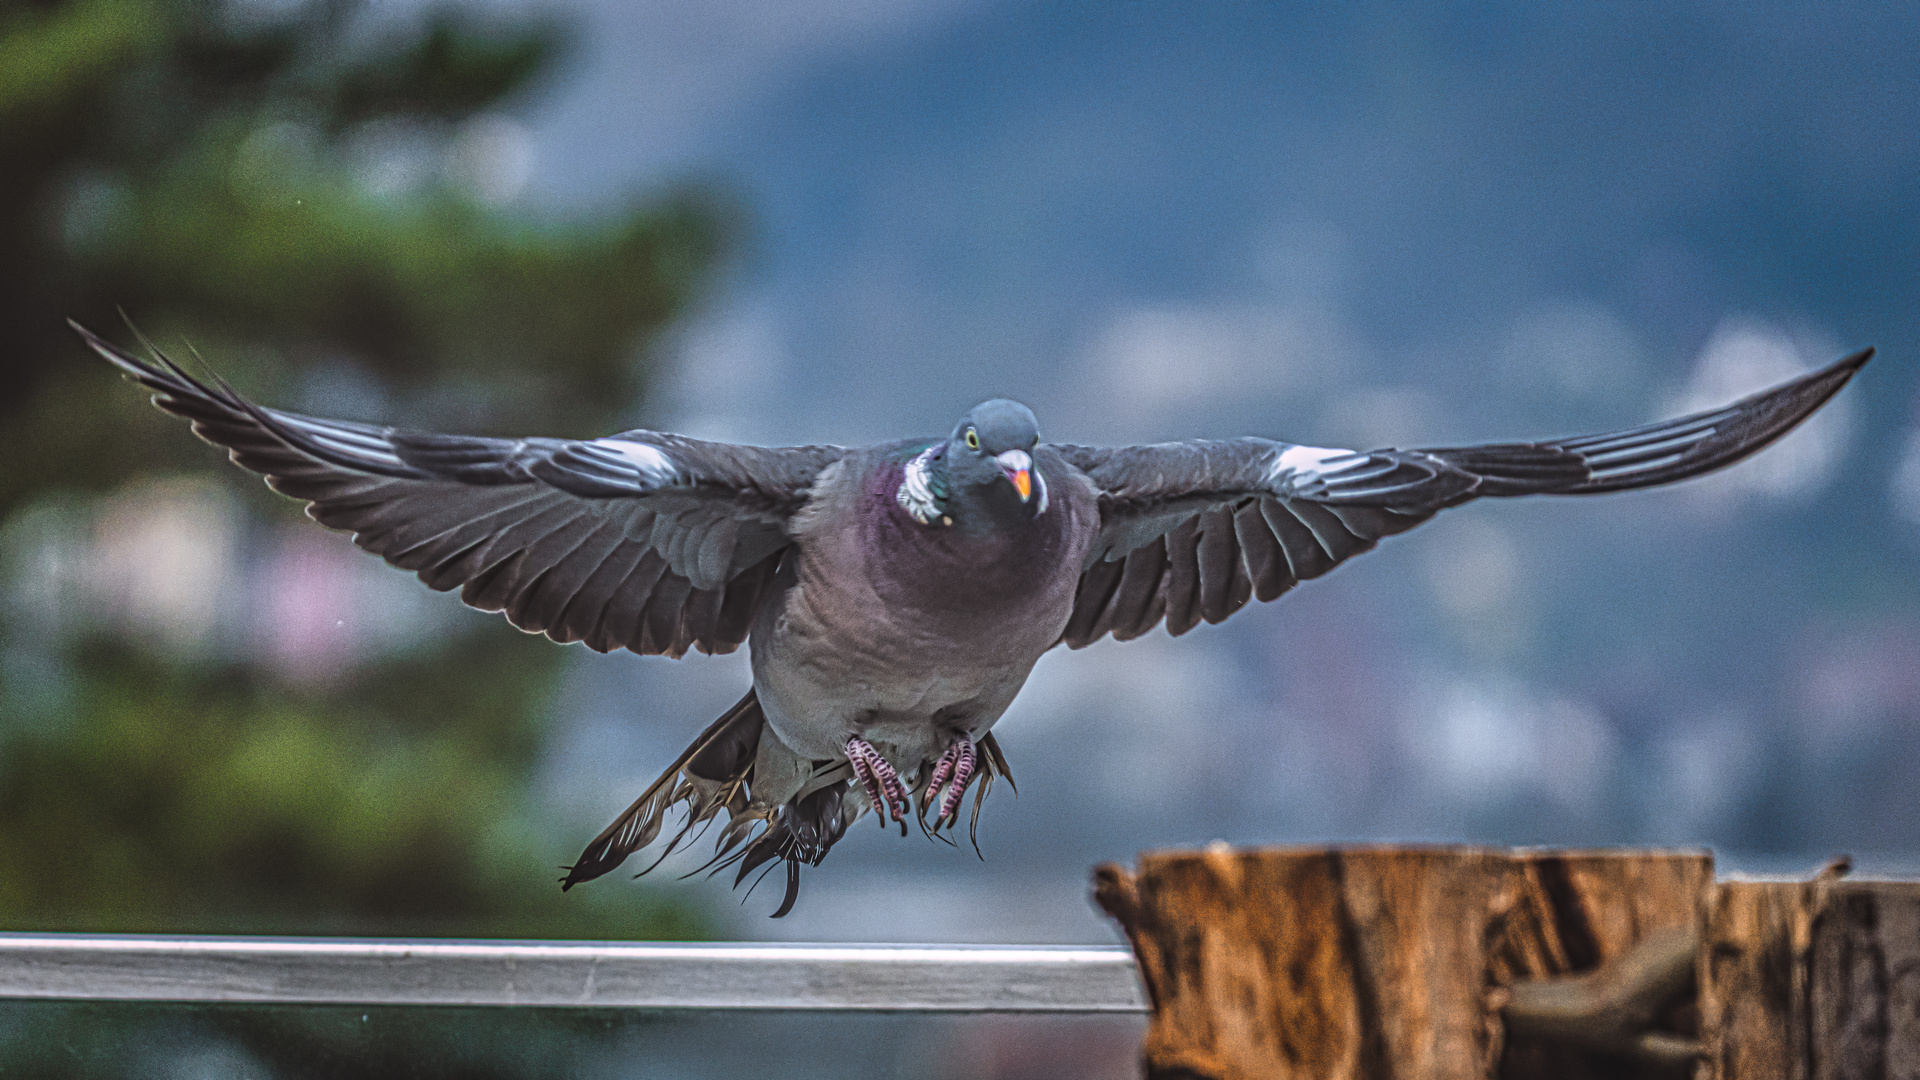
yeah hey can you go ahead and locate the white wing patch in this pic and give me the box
[1266,443,1366,485]
[590,438,679,484]
[272,413,408,469]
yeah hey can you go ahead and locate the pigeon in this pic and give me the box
[78,322,1872,916]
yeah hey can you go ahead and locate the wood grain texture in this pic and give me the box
[1095,845,1710,1080]
[1492,851,1711,1079]
[1094,847,1379,1080]
[1809,883,1920,1080]
[1701,879,1821,1080]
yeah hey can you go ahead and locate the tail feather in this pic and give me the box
[561,688,869,918]
[728,784,850,918]
[560,689,765,890]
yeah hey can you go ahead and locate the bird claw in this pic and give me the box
[923,737,977,828]
[846,736,909,824]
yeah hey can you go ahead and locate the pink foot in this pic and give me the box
[924,737,977,826]
[846,737,909,823]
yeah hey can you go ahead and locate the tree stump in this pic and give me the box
[1698,878,1821,1079]
[1700,872,1920,1079]
[1093,845,1709,1080]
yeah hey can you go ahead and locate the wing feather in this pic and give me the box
[596,551,673,652]
[1286,500,1378,566]
[640,573,696,657]
[1053,345,1870,647]
[555,538,651,650]
[511,520,628,635]
[1062,555,1125,646]
[1107,537,1169,642]
[1234,499,1295,602]
[713,552,781,646]
[1195,505,1246,625]
[80,323,841,658]
[1261,498,1336,581]
[1161,517,1204,637]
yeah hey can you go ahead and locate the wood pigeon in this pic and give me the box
[78,322,1871,916]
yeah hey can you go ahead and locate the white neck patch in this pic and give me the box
[896,446,943,525]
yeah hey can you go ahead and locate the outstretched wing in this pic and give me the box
[81,323,844,658]
[1052,346,1873,648]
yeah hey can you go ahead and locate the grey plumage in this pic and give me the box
[78,320,1872,916]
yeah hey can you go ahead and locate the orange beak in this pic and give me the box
[994,449,1035,503]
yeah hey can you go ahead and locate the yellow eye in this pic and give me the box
[965,429,979,449]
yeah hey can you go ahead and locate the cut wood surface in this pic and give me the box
[1810,883,1920,1080]
[1492,851,1707,1078]
[1098,847,1920,1080]
[1094,845,1708,1080]
[1702,873,1920,1080]
[1699,877,1820,1080]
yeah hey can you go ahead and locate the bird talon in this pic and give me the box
[846,736,909,823]
[924,737,977,829]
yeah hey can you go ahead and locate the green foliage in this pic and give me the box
[0,1,730,1068]
[1,0,730,515]
[0,0,730,955]
[0,1000,674,1079]
[0,633,707,940]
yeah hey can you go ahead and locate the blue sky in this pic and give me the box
[523,0,1915,436]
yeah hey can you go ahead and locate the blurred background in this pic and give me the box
[3,0,1918,1076]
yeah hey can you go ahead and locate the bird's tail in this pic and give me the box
[560,688,856,918]
[561,690,767,889]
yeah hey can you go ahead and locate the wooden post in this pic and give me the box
[1699,871,1920,1079]
[1698,878,1821,1079]
[1492,851,1708,1078]
[1093,845,1709,1080]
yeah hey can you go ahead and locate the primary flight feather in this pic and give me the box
[78,321,1872,916]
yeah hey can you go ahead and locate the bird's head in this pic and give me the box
[945,399,1045,514]
[891,399,1047,531]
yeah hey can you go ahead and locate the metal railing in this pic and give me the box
[0,933,1147,1012]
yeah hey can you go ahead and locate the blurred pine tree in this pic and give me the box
[1,0,733,1073]
[3,0,727,514]
[0,0,726,941]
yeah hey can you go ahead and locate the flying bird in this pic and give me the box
[78,322,1871,916]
